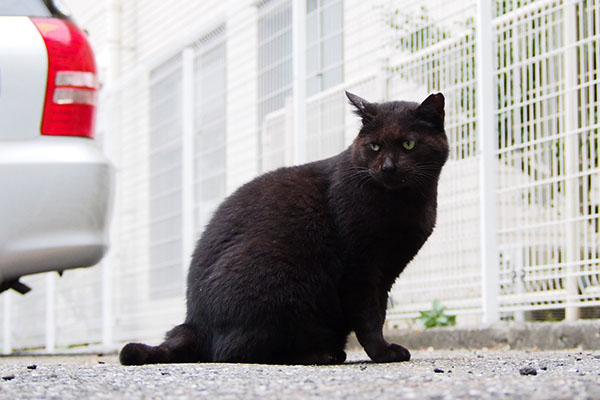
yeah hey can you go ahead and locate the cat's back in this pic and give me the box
[218,156,335,228]
[191,154,340,270]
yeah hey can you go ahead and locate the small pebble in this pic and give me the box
[433,368,444,373]
[359,365,367,371]
[98,361,105,364]
[26,365,37,370]
[2,374,15,381]
[519,366,537,376]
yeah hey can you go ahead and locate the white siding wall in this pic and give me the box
[1,0,600,352]
[227,2,260,190]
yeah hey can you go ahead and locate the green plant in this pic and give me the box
[386,5,451,54]
[416,299,456,328]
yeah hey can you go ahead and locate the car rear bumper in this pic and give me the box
[0,136,114,283]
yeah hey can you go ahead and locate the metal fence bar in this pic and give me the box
[101,262,113,350]
[476,0,500,324]
[182,47,196,279]
[563,0,580,320]
[45,273,56,352]
[292,0,307,164]
[2,293,10,354]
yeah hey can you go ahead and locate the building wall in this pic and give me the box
[1,0,600,352]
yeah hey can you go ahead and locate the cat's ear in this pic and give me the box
[417,93,445,129]
[346,91,377,123]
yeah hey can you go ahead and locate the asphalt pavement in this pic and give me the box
[0,349,599,399]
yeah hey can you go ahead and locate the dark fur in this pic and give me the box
[120,92,449,365]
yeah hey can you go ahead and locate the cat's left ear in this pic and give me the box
[417,93,445,130]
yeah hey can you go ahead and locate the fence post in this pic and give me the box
[563,1,580,321]
[2,292,11,354]
[102,0,121,351]
[100,87,117,351]
[45,273,56,353]
[476,0,499,324]
[292,0,307,164]
[182,47,196,281]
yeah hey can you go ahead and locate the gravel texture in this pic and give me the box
[0,349,599,399]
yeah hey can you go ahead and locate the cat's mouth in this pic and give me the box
[372,172,411,190]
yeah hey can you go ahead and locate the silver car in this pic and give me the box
[0,0,113,294]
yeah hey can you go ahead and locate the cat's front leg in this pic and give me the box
[351,290,411,363]
[356,329,411,363]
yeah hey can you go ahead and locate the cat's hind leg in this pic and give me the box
[120,323,200,365]
[288,349,347,365]
[210,327,278,364]
[211,326,347,365]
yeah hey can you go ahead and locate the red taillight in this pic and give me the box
[32,18,98,138]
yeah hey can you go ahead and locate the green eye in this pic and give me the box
[368,143,380,152]
[402,140,416,150]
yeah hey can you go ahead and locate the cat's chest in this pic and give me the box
[366,209,431,252]
[353,197,433,235]
[342,205,433,286]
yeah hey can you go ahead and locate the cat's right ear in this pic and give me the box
[346,91,377,123]
[417,93,445,130]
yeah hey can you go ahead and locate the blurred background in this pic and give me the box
[2,0,600,353]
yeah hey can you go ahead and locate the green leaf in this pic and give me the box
[422,310,437,319]
[424,319,436,328]
[417,300,457,328]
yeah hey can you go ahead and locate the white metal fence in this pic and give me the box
[1,0,599,353]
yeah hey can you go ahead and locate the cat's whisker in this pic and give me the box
[354,173,375,191]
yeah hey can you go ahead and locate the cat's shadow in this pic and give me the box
[343,360,371,365]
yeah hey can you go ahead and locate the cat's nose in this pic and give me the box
[381,157,396,172]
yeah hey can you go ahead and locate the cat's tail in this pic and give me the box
[119,323,200,365]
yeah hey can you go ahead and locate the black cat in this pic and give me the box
[120,91,449,365]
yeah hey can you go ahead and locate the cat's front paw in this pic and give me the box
[331,349,347,364]
[368,343,411,363]
[120,342,152,365]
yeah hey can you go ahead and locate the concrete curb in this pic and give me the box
[348,321,600,350]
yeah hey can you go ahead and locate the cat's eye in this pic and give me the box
[402,140,416,150]
[368,143,380,152]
